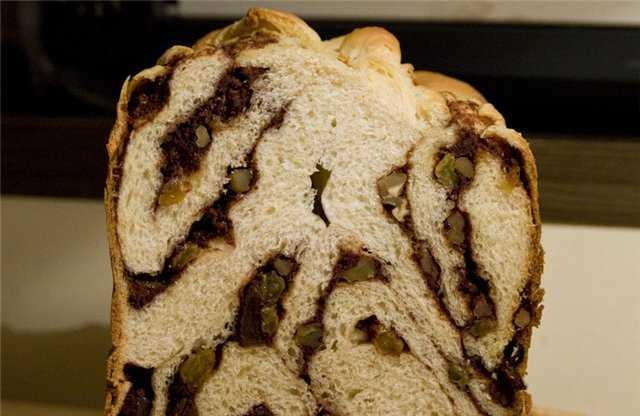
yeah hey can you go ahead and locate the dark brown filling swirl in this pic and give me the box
[119,364,155,416]
[165,344,224,416]
[128,74,171,130]
[243,404,275,416]
[164,254,297,415]
[125,98,290,310]
[437,99,532,407]
[159,66,267,186]
[126,174,249,309]
[235,256,299,347]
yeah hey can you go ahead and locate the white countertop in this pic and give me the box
[2,196,638,414]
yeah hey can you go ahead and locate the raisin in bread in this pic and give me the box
[105,8,543,416]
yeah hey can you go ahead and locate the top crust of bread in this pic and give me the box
[413,71,486,103]
[193,8,321,50]
[105,8,543,416]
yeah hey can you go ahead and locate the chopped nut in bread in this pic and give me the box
[105,8,542,416]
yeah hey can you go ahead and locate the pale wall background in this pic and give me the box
[175,0,640,26]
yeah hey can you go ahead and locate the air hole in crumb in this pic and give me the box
[310,164,331,225]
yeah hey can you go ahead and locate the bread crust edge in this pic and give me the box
[103,10,544,416]
[413,73,543,416]
[104,75,131,416]
[414,70,487,103]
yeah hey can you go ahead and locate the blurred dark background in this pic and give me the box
[3,1,639,128]
[2,1,639,227]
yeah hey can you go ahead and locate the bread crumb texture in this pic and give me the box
[105,7,542,416]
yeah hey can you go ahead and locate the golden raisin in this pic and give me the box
[435,153,459,189]
[179,348,214,388]
[373,330,404,355]
[295,323,323,349]
[341,256,377,283]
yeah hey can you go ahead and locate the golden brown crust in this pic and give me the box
[331,27,401,64]
[157,45,194,66]
[326,27,410,84]
[104,76,131,415]
[414,70,486,103]
[193,7,321,51]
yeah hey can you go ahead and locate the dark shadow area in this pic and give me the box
[1,325,110,408]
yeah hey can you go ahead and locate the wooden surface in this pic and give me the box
[3,115,639,227]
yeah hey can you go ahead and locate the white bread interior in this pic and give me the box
[105,8,542,416]
[197,342,316,415]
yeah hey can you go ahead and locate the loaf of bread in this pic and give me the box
[105,8,543,416]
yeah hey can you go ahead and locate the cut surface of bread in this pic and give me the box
[105,8,543,416]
